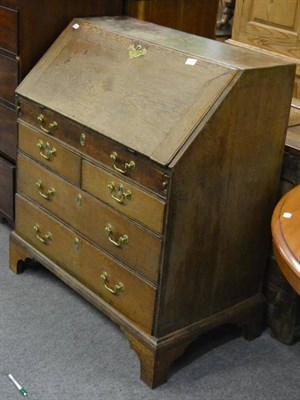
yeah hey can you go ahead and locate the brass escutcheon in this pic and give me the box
[76,194,82,207]
[80,133,86,146]
[74,237,80,251]
[162,174,170,193]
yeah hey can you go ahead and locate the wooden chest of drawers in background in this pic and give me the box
[0,0,123,224]
[10,17,295,388]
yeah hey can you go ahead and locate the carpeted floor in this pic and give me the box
[1,221,300,400]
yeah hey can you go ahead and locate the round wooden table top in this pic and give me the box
[272,185,300,295]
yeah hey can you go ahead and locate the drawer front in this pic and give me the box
[0,156,15,219]
[0,6,18,54]
[82,160,165,234]
[18,122,81,186]
[0,102,17,160]
[18,99,169,197]
[17,153,162,283]
[15,194,156,333]
[0,52,18,104]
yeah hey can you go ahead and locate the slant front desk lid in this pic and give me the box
[16,17,291,165]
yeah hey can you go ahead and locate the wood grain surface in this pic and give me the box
[0,6,18,54]
[272,185,300,295]
[18,99,168,197]
[17,153,163,283]
[0,0,124,224]
[155,65,295,336]
[127,0,219,39]
[232,0,300,61]
[18,0,123,78]
[0,52,18,104]
[0,102,17,160]
[18,122,81,186]
[0,156,15,221]
[0,0,18,9]
[16,18,236,165]
[11,16,296,387]
[230,0,300,98]
[82,160,166,233]
[15,194,156,333]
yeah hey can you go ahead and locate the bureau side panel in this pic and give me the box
[155,64,295,337]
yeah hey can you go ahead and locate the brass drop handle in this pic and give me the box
[108,182,131,204]
[33,223,52,245]
[100,271,124,295]
[36,179,55,200]
[37,139,56,161]
[110,152,135,175]
[37,114,58,134]
[105,224,128,248]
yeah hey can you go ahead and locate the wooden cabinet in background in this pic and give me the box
[0,0,123,225]
[229,0,300,98]
[127,0,219,38]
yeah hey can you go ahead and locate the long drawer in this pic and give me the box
[0,155,15,220]
[17,153,162,283]
[18,122,81,185]
[0,102,17,160]
[82,160,166,234]
[0,5,18,54]
[15,194,156,333]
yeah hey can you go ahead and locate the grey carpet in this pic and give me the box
[1,221,300,400]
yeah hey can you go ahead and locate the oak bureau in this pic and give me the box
[10,17,295,388]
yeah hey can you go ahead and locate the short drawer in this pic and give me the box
[0,6,18,54]
[15,194,156,333]
[0,156,15,220]
[18,122,81,186]
[0,102,17,160]
[82,160,166,234]
[17,153,162,283]
[18,99,169,197]
[0,52,18,104]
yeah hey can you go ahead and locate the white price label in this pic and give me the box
[283,212,292,219]
[185,58,197,66]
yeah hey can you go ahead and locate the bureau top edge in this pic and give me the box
[87,16,295,71]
